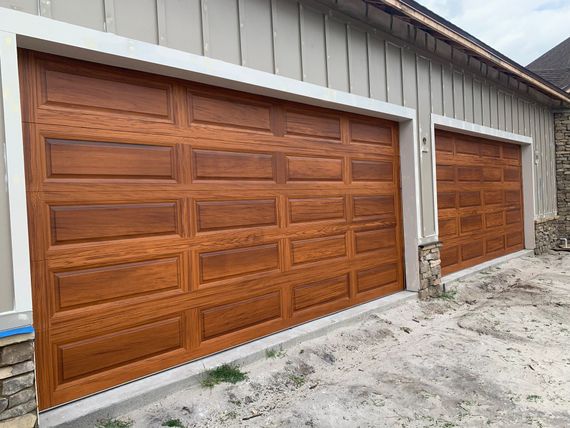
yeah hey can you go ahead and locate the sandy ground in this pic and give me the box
[121,252,570,428]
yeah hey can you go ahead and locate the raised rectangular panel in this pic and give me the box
[356,263,398,293]
[351,160,393,182]
[506,209,522,224]
[485,211,504,229]
[285,110,341,140]
[505,190,521,205]
[441,245,459,267]
[354,228,397,254]
[289,197,345,223]
[504,167,521,182]
[486,235,505,253]
[438,192,456,209]
[199,243,279,283]
[293,274,349,312]
[286,156,343,182]
[193,150,274,181]
[54,257,181,311]
[349,120,392,146]
[484,190,503,205]
[437,165,455,182]
[480,142,501,158]
[436,135,454,153]
[196,199,277,231]
[461,240,484,261]
[503,144,520,160]
[190,93,272,131]
[352,195,394,221]
[46,139,175,180]
[50,202,179,245]
[439,218,458,237]
[506,231,523,247]
[42,70,170,119]
[200,292,281,340]
[291,234,346,265]
[59,317,182,382]
[460,214,482,234]
[483,167,502,182]
[456,139,479,156]
[459,191,481,208]
[457,167,482,182]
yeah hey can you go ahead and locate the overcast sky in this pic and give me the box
[415,0,570,66]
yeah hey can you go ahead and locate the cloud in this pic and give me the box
[415,0,570,65]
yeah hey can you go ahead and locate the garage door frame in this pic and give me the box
[430,113,535,279]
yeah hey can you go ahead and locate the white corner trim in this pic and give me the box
[431,113,532,145]
[0,31,32,315]
[430,113,536,251]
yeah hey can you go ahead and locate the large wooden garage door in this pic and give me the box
[20,50,404,408]
[436,130,524,275]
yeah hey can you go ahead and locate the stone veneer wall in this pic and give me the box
[555,111,570,240]
[418,242,442,300]
[534,218,559,254]
[0,333,38,428]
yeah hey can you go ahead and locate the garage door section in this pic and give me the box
[436,130,524,275]
[20,50,404,408]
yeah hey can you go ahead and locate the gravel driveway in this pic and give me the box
[120,251,570,428]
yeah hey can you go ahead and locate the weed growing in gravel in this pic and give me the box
[96,419,133,428]
[526,394,541,402]
[289,374,305,387]
[201,364,247,388]
[438,290,458,301]
[265,347,286,359]
[162,418,185,427]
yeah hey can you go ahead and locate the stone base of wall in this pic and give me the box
[418,242,442,300]
[555,111,570,240]
[0,333,38,428]
[534,218,560,255]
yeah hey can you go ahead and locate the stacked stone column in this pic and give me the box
[0,333,38,427]
[555,110,570,240]
[418,242,443,299]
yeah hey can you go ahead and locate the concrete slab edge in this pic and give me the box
[442,249,534,286]
[40,291,417,428]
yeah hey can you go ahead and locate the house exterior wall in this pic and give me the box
[0,1,561,317]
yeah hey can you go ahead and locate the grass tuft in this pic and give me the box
[265,347,286,359]
[438,290,457,301]
[526,394,541,402]
[96,419,133,428]
[201,363,247,388]
[162,418,185,427]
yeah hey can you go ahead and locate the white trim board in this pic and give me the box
[430,114,536,251]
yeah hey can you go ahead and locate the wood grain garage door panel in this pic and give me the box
[436,130,524,275]
[46,139,176,180]
[58,316,183,382]
[50,202,180,244]
[21,50,404,409]
[53,256,182,311]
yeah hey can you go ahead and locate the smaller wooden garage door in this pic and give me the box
[436,130,524,275]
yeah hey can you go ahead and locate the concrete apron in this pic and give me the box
[40,291,416,427]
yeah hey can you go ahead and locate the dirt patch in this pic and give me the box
[123,252,570,427]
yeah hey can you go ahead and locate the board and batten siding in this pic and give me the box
[0,0,558,314]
